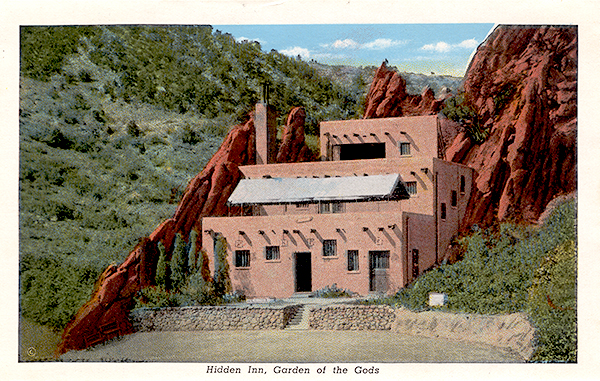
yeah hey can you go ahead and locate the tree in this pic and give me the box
[187,229,198,273]
[170,233,187,290]
[155,241,167,287]
[212,234,231,298]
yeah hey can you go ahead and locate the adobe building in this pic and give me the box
[202,103,473,298]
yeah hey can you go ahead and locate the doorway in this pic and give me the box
[295,252,312,292]
[369,251,390,292]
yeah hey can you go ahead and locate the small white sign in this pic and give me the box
[429,292,448,307]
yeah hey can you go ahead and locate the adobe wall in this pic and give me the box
[319,115,439,161]
[203,212,409,298]
[130,305,301,331]
[433,159,474,255]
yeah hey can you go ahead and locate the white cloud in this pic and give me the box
[363,38,408,50]
[280,46,311,59]
[322,38,408,50]
[457,38,479,49]
[421,39,479,53]
[236,36,266,44]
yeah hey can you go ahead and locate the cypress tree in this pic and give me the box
[155,241,167,287]
[170,233,186,290]
[187,229,198,273]
[213,234,231,298]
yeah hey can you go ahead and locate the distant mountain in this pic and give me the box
[308,61,463,98]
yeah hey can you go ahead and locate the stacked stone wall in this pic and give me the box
[309,305,396,330]
[131,305,301,331]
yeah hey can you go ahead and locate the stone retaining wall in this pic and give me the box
[309,305,396,330]
[131,305,301,331]
[392,308,536,360]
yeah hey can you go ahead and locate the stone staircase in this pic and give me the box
[285,305,311,330]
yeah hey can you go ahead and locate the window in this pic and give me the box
[296,202,310,209]
[451,190,458,207]
[460,175,466,194]
[319,202,344,214]
[265,246,280,261]
[406,181,418,195]
[441,203,447,220]
[235,250,250,268]
[399,142,411,156]
[347,250,359,271]
[322,239,337,257]
[369,251,390,269]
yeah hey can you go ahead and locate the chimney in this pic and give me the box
[255,83,277,165]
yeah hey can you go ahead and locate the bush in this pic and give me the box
[311,284,355,298]
[442,91,487,144]
[134,285,180,308]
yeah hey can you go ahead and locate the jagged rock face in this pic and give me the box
[363,62,446,118]
[452,25,577,225]
[58,107,313,355]
[276,107,315,163]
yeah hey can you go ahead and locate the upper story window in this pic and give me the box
[295,202,310,209]
[406,181,418,195]
[440,203,447,221]
[451,190,458,207]
[319,202,345,214]
[460,175,466,194]
[399,142,411,156]
[323,239,337,257]
[265,246,280,261]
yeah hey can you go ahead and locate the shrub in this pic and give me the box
[442,91,487,144]
[527,239,577,362]
[134,285,180,308]
[311,284,355,298]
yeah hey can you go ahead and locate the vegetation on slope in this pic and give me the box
[19,25,364,331]
[384,197,577,362]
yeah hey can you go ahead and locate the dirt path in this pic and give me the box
[60,330,524,363]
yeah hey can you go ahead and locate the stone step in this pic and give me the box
[285,305,311,330]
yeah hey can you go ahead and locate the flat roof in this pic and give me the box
[228,174,409,205]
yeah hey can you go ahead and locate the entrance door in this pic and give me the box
[295,252,312,292]
[369,251,390,292]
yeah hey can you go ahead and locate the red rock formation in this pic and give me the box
[363,62,446,118]
[453,25,577,225]
[276,107,315,163]
[58,106,315,355]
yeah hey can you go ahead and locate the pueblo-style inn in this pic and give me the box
[202,103,473,298]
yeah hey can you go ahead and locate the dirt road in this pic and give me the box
[60,330,524,363]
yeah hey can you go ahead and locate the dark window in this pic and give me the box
[322,239,337,257]
[460,175,466,194]
[451,190,458,207]
[441,203,447,220]
[235,250,250,267]
[265,246,280,261]
[296,202,309,209]
[347,250,359,271]
[399,142,411,156]
[369,251,390,269]
[319,202,344,214]
[412,249,419,279]
[406,181,418,195]
[339,143,386,160]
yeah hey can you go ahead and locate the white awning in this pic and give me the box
[228,174,408,205]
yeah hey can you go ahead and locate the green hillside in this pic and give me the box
[19,25,364,331]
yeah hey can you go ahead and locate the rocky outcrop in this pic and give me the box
[276,107,314,163]
[58,107,313,355]
[363,62,447,118]
[451,25,577,225]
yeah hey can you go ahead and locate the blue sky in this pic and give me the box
[213,24,495,77]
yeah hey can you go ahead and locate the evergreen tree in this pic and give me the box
[170,233,187,290]
[213,234,231,298]
[187,229,198,273]
[155,241,167,287]
[198,248,211,282]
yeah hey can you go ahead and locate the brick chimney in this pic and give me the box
[255,84,277,165]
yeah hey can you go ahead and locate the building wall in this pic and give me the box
[319,115,440,161]
[433,158,474,256]
[203,212,414,298]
